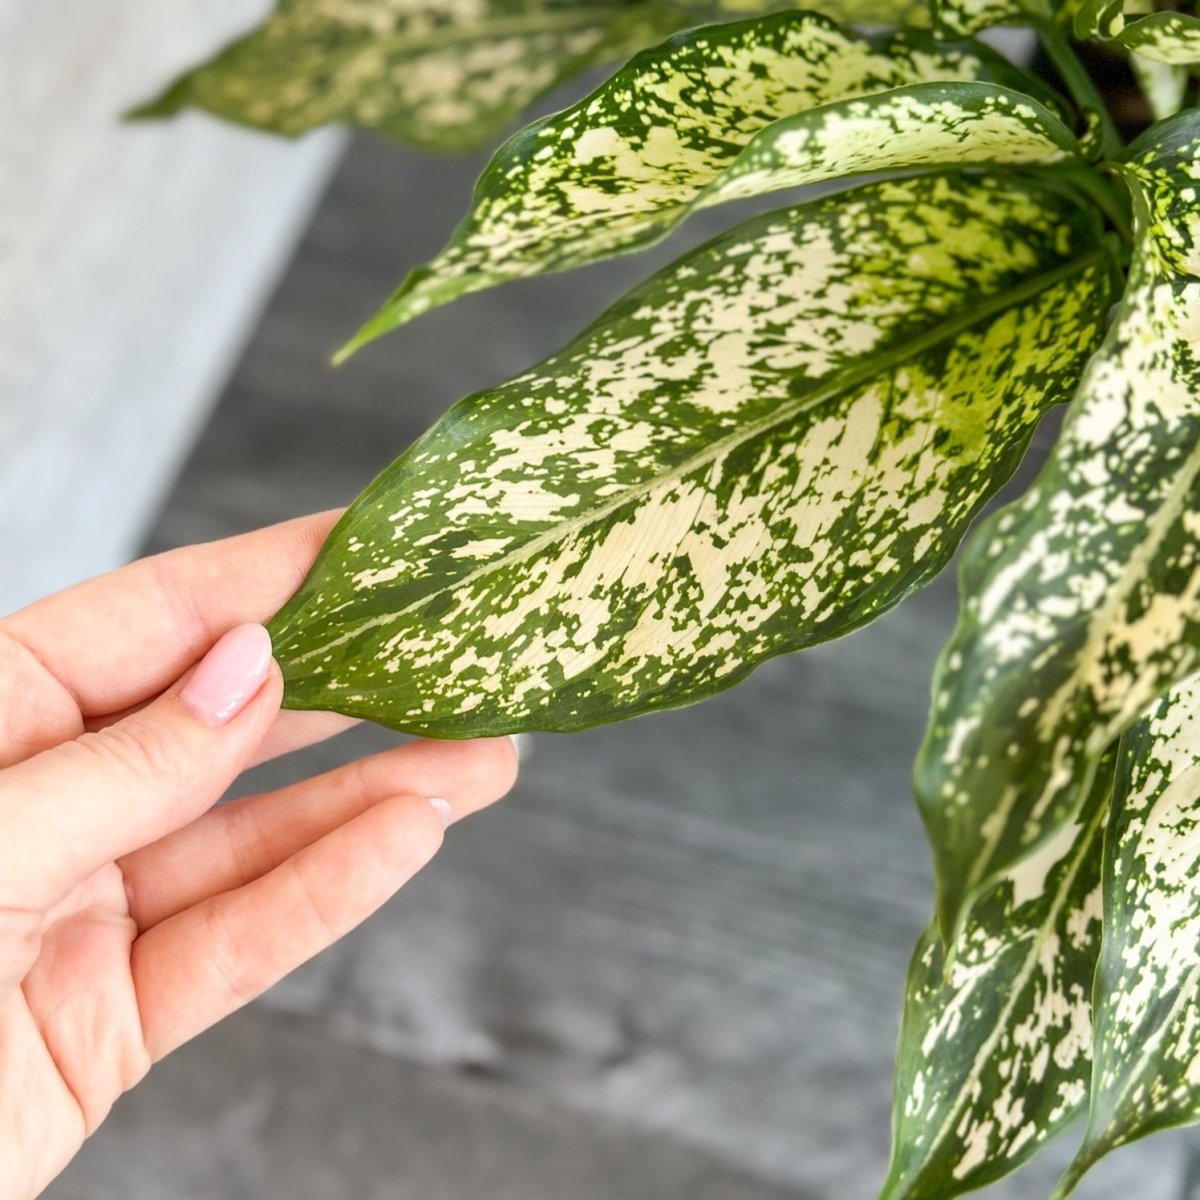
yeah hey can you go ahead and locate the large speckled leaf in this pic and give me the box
[1076,0,1200,66]
[267,173,1117,737]
[340,12,1078,352]
[882,756,1112,1200]
[127,0,927,152]
[916,110,1200,948]
[1051,678,1200,1198]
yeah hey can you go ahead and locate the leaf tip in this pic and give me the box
[122,98,174,123]
[121,77,191,124]
[332,320,383,366]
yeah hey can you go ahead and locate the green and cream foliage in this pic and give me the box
[1053,679,1200,1197]
[129,0,926,150]
[1131,53,1190,122]
[269,174,1116,733]
[1076,1,1199,120]
[146,2,1200,1197]
[1076,0,1200,66]
[885,759,1112,1200]
[905,111,1200,1196]
[129,0,666,150]
[338,13,1074,352]
[129,0,684,151]
[931,0,1051,38]
[918,111,1200,947]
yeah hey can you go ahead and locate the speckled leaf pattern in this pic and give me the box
[916,111,1200,948]
[714,0,929,19]
[127,0,927,151]
[268,174,1116,737]
[883,757,1112,1200]
[1076,0,1200,66]
[129,0,691,152]
[1051,679,1200,1198]
[341,12,1078,352]
[931,0,1051,38]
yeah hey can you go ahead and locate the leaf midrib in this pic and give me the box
[287,250,1107,669]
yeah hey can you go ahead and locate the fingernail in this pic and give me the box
[180,624,274,727]
[427,797,454,828]
[510,733,531,762]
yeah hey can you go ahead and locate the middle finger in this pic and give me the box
[119,736,518,930]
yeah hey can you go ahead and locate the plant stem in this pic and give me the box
[1038,24,1123,160]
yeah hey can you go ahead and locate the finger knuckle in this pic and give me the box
[203,903,260,1009]
[0,628,79,765]
[78,716,182,789]
[289,858,345,943]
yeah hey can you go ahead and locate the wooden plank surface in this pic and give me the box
[50,134,1198,1200]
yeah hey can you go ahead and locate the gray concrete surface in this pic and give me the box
[45,133,1199,1199]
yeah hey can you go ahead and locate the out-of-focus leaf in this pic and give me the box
[932,0,1053,37]
[128,0,930,152]
[1131,53,1190,120]
[130,0,690,151]
[1076,0,1200,65]
[268,174,1116,737]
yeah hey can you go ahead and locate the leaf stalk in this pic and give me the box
[1038,23,1123,160]
[1061,163,1134,245]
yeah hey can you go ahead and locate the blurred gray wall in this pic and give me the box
[0,0,342,612]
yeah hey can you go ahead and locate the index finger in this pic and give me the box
[2,510,341,719]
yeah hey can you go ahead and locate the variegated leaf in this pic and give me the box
[268,173,1117,737]
[931,0,1052,38]
[340,13,1077,355]
[710,0,929,19]
[1052,678,1200,1199]
[882,757,1112,1200]
[916,110,1200,947]
[129,0,692,152]
[1076,0,1200,66]
[703,0,931,18]
[128,0,927,152]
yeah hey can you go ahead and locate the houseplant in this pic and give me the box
[136,1,1200,1195]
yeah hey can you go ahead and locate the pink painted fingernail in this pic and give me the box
[180,624,274,727]
[427,797,454,828]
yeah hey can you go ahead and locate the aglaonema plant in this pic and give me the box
[136,0,1200,1195]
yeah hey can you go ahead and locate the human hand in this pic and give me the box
[0,512,518,1199]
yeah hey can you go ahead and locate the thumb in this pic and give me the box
[0,624,281,912]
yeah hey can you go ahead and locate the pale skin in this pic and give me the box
[0,511,518,1199]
